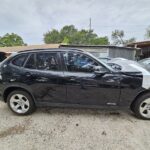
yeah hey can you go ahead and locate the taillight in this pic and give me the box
[0,72,2,80]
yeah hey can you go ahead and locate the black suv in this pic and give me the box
[0,48,150,120]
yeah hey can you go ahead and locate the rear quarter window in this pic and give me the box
[11,54,28,67]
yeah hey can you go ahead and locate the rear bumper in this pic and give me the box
[0,93,4,102]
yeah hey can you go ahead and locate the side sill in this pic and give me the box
[35,102,129,110]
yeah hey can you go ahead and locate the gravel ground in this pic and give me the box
[0,101,150,150]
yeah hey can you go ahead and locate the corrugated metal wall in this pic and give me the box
[82,47,136,60]
[142,47,150,58]
[108,48,135,60]
[61,46,136,60]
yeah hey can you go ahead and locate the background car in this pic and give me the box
[138,58,150,71]
[98,57,111,63]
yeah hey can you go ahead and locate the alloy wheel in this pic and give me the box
[139,98,150,119]
[9,94,30,114]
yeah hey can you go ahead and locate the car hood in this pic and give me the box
[109,59,150,89]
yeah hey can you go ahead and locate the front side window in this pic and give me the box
[36,52,59,71]
[63,52,104,73]
[12,54,28,67]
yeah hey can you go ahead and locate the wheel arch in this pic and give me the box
[3,86,35,103]
[130,90,150,109]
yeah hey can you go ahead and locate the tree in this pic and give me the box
[43,25,110,45]
[62,37,69,44]
[0,33,26,47]
[145,26,150,38]
[124,38,136,45]
[60,25,77,39]
[44,29,60,44]
[111,30,124,45]
[60,25,78,44]
[90,37,109,45]
[111,30,136,46]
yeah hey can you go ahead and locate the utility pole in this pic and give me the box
[89,18,92,31]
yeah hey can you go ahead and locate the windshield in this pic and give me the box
[86,52,114,71]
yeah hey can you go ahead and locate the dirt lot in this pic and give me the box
[0,101,150,150]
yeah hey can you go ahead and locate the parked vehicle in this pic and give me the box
[0,48,150,119]
[138,58,150,72]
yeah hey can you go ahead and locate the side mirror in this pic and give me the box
[107,63,122,71]
[94,66,109,74]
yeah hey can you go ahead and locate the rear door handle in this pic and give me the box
[25,72,32,77]
[69,76,76,81]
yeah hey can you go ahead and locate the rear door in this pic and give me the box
[22,52,66,104]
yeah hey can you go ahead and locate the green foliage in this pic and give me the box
[60,25,77,39]
[111,30,136,46]
[0,33,26,47]
[90,37,109,45]
[44,25,109,45]
[62,37,69,44]
[44,29,60,44]
[145,26,150,38]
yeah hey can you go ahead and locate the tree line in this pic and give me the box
[1,25,150,47]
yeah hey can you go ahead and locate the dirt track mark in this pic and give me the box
[0,118,31,139]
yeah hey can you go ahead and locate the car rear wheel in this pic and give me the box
[7,90,36,115]
[132,93,150,120]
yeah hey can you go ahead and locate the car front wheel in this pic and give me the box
[132,93,150,120]
[7,90,36,115]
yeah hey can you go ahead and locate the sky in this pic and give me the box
[0,0,150,45]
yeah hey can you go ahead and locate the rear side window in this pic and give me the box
[36,52,59,71]
[25,54,36,69]
[12,54,28,67]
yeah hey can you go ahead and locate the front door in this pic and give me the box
[62,51,121,106]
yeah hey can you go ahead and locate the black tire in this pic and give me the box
[132,93,150,120]
[7,90,36,115]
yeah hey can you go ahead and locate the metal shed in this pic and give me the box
[127,41,150,59]
[60,44,141,60]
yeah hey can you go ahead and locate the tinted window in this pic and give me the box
[12,54,27,67]
[25,54,36,69]
[37,52,59,71]
[0,52,6,62]
[63,52,103,73]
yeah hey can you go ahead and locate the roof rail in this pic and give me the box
[18,48,85,53]
[18,48,54,53]
[68,48,84,52]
